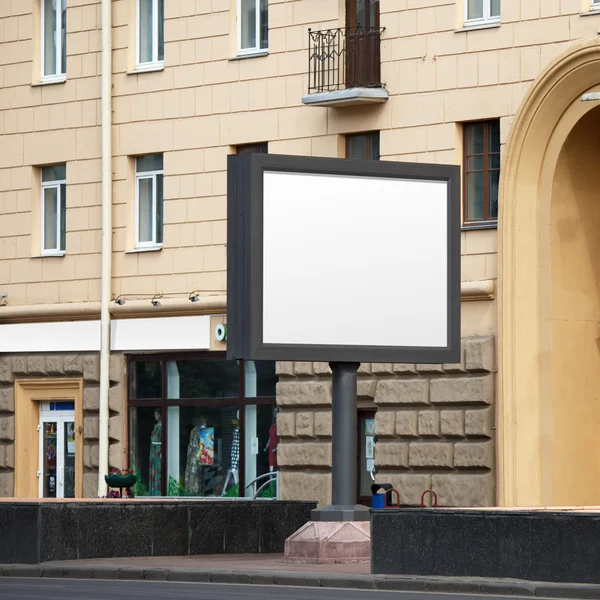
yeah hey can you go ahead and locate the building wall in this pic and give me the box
[3,1,599,308]
[276,336,495,507]
[0,353,126,498]
[2,1,600,504]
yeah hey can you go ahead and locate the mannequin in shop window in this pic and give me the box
[221,415,239,495]
[264,407,279,472]
[185,418,207,496]
[149,409,162,496]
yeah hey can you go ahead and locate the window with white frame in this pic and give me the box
[41,165,67,255]
[137,0,164,69]
[465,0,500,25]
[238,0,268,55]
[592,0,600,11]
[41,0,67,81]
[136,155,164,248]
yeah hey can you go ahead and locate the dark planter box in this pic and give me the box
[371,508,600,585]
[0,499,315,564]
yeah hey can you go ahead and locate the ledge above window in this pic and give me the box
[128,62,165,75]
[125,245,163,254]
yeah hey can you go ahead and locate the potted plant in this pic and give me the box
[105,467,138,497]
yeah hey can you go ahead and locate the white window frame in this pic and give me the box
[592,0,600,12]
[41,169,66,256]
[41,0,66,83]
[464,0,500,27]
[237,0,268,56]
[135,159,163,249]
[136,0,164,71]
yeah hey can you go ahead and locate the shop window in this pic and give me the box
[237,0,268,56]
[128,356,278,498]
[464,0,500,26]
[346,132,380,160]
[137,0,164,69]
[41,0,67,82]
[135,154,164,248]
[41,164,67,255]
[166,359,240,399]
[129,360,162,399]
[463,120,500,225]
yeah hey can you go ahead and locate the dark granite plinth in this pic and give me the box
[0,500,316,564]
[371,508,600,584]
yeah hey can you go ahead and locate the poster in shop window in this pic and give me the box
[198,427,215,465]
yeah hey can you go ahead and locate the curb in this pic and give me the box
[2,564,600,598]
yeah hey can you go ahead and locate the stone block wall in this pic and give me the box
[0,352,126,498]
[276,336,496,508]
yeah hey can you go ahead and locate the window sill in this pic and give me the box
[32,76,67,87]
[128,63,165,75]
[580,8,600,16]
[455,21,501,33]
[229,50,269,61]
[32,251,66,258]
[125,245,163,254]
[461,221,498,231]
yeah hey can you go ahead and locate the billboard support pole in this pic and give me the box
[311,362,370,522]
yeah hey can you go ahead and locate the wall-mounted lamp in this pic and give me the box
[151,294,162,307]
[189,292,200,303]
[115,295,126,305]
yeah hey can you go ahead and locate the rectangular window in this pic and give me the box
[42,0,67,81]
[41,164,66,255]
[238,0,268,56]
[346,132,380,160]
[465,0,500,25]
[128,356,278,498]
[137,0,164,69]
[463,120,500,225]
[135,154,164,248]
[236,142,268,154]
[593,0,600,10]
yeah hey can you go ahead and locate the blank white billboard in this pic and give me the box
[262,171,448,348]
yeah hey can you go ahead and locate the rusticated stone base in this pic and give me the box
[276,336,497,509]
[284,521,371,564]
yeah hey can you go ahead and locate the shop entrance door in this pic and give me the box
[38,402,76,499]
[357,409,376,506]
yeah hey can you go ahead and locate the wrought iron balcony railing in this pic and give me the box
[307,26,385,95]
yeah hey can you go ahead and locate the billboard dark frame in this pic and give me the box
[227,153,461,364]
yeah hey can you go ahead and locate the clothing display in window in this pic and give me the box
[149,413,162,496]
[221,420,240,495]
[267,422,278,470]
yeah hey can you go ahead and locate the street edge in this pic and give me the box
[1,564,600,598]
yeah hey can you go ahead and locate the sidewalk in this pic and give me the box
[3,554,600,598]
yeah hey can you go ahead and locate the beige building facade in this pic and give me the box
[0,0,599,507]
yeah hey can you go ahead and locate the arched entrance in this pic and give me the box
[499,39,600,507]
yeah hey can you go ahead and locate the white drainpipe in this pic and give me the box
[98,0,112,497]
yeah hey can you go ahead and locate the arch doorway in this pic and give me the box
[499,39,600,507]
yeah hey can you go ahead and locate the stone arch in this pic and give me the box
[499,38,600,506]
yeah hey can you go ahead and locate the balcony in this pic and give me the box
[302,26,388,108]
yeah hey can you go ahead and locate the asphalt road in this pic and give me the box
[0,578,542,600]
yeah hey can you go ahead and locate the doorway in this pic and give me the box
[345,0,380,88]
[357,409,376,506]
[38,402,76,498]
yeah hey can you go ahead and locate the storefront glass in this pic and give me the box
[128,355,277,498]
